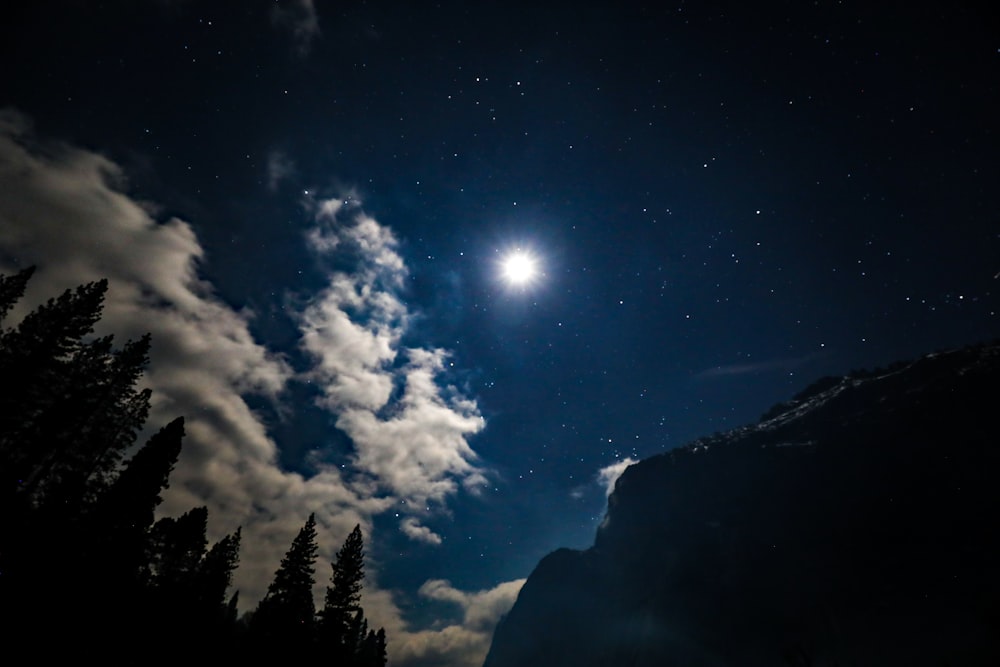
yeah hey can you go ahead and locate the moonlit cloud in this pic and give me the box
[0,110,512,667]
[300,196,488,510]
[371,578,525,667]
[418,579,526,632]
[0,109,381,611]
[271,0,320,56]
[597,457,637,497]
[400,517,443,545]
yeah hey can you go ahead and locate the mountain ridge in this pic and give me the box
[484,341,1000,666]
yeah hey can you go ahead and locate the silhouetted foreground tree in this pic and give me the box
[248,516,387,665]
[0,269,386,665]
[0,273,151,509]
[320,524,387,666]
[251,513,320,652]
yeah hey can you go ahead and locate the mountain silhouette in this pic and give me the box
[484,342,1000,666]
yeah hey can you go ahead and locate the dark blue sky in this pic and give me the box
[1,2,996,664]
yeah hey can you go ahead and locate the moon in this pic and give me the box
[502,251,538,285]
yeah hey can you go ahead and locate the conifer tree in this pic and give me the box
[252,513,320,652]
[319,524,388,665]
[149,505,209,590]
[198,527,242,616]
[0,274,191,658]
[144,506,213,647]
[0,271,394,664]
[0,276,152,508]
[0,278,109,496]
[0,266,35,324]
[320,523,367,657]
[359,628,388,667]
[95,417,184,536]
[75,415,187,626]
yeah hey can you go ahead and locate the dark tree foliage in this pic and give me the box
[149,505,209,589]
[0,265,34,323]
[245,521,388,666]
[314,524,387,667]
[200,527,242,615]
[360,628,388,667]
[252,513,320,654]
[145,506,224,647]
[0,272,239,659]
[94,417,184,532]
[320,524,367,658]
[0,275,151,509]
[79,416,189,636]
[0,271,389,664]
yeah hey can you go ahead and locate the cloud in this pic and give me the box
[696,352,824,379]
[0,108,388,609]
[0,110,511,667]
[266,150,296,191]
[418,579,526,632]
[299,196,488,510]
[400,517,443,545]
[597,457,637,497]
[365,578,526,667]
[271,0,320,56]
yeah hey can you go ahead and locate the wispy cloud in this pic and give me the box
[300,196,488,510]
[597,457,637,497]
[400,517,443,545]
[266,150,296,191]
[696,352,823,379]
[271,0,320,56]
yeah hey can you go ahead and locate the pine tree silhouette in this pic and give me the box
[199,526,242,618]
[0,265,35,323]
[320,523,366,658]
[252,513,320,656]
[0,277,152,509]
[318,524,387,666]
[0,272,393,663]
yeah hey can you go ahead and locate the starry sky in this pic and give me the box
[1,2,997,665]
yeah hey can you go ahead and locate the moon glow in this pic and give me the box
[502,251,538,285]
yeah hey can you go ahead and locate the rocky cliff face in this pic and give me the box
[484,343,1000,666]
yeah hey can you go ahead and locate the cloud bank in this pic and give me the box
[0,108,505,667]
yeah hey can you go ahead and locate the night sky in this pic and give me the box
[1,2,996,665]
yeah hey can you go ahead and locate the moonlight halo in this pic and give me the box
[501,250,539,286]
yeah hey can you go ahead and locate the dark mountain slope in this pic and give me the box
[484,342,1000,666]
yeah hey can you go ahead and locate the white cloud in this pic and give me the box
[400,517,443,545]
[361,578,525,667]
[271,0,320,56]
[0,108,386,609]
[0,110,513,667]
[418,579,525,632]
[597,457,637,497]
[300,196,488,510]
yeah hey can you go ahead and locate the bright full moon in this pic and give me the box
[502,251,537,285]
